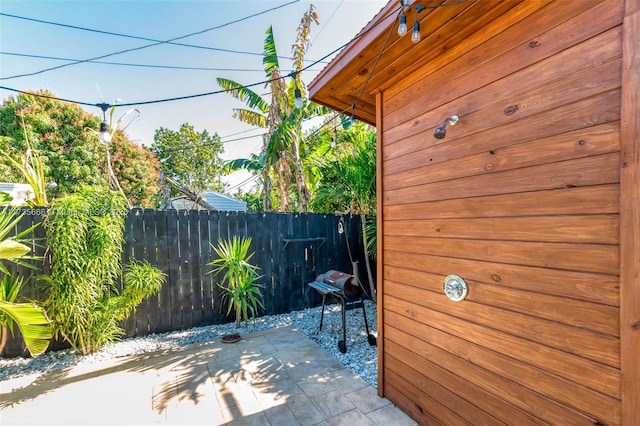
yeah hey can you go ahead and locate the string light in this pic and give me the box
[97,103,111,143]
[397,1,468,44]
[397,1,425,44]
[294,87,304,108]
[411,20,421,43]
[397,13,407,36]
[0,3,405,111]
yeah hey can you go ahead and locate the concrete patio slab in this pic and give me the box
[0,326,416,425]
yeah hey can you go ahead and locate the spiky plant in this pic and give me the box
[209,237,264,328]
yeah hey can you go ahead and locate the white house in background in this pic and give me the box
[0,182,32,206]
[201,190,246,212]
[164,190,247,212]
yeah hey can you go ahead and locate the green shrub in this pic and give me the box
[43,186,164,355]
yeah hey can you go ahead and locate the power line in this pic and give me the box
[0,12,267,59]
[0,0,301,80]
[0,3,403,110]
[226,173,260,193]
[0,9,327,65]
[1,43,324,109]
[0,51,321,73]
[152,132,265,154]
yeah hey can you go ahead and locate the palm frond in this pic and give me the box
[224,155,265,173]
[291,5,319,81]
[263,26,279,77]
[233,109,268,128]
[217,78,269,112]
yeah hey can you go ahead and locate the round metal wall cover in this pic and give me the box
[443,274,468,302]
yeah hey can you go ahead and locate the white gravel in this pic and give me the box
[0,299,378,388]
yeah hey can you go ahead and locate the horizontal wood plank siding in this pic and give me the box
[379,1,623,424]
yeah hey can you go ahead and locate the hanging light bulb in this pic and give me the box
[342,115,353,130]
[294,87,303,108]
[411,20,421,44]
[398,13,407,37]
[98,121,111,143]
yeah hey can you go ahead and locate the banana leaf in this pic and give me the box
[0,300,52,357]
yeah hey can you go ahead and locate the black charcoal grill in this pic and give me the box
[308,270,377,353]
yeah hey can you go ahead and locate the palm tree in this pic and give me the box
[218,5,320,212]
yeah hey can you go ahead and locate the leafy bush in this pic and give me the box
[43,186,164,355]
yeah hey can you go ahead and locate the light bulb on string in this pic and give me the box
[411,20,421,43]
[98,121,111,143]
[342,115,353,130]
[294,87,303,108]
[398,13,407,36]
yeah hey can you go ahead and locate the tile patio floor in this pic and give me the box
[0,325,417,425]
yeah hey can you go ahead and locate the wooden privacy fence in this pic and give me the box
[5,209,365,357]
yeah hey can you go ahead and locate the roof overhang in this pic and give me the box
[308,0,528,125]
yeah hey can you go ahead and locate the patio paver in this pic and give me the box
[0,326,417,425]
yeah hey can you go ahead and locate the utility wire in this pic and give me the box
[0,9,327,65]
[1,12,274,59]
[0,3,403,110]
[0,51,320,73]
[0,1,466,109]
[0,0,300,80]
[226,173,260,193]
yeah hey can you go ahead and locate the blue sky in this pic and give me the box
[0,0,388,191]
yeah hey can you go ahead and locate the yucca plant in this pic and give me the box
[2,148,49,207]
[209,236,264,328]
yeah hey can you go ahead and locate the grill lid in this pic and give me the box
[317,270,362,300]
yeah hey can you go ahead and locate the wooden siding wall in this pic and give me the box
[379,1,623,425]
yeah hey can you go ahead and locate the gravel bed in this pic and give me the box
[0,299,378,388]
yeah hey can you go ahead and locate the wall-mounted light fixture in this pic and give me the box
[397,1,426,44]
[443,274,468,302]
[433,114,459,139]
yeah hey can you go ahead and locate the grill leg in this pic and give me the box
[361,298,377,346]
[361,298,370,334]
[339,297,347,353]
[319,294,327,331]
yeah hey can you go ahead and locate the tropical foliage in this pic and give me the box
[151,123,226,198]
[310,122,378,300]
[218,5,325,212]
[0,90,160,207]
[0,195,52,357]
[42,186,164,355]
[2,147,49,208]
[209,236,264,328]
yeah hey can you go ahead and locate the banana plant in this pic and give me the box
[0,196,52,357]
[0,276,52,357]
[217,5,321,212]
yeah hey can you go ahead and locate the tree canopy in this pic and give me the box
[151,123,226,198]
[0,91,160,207]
